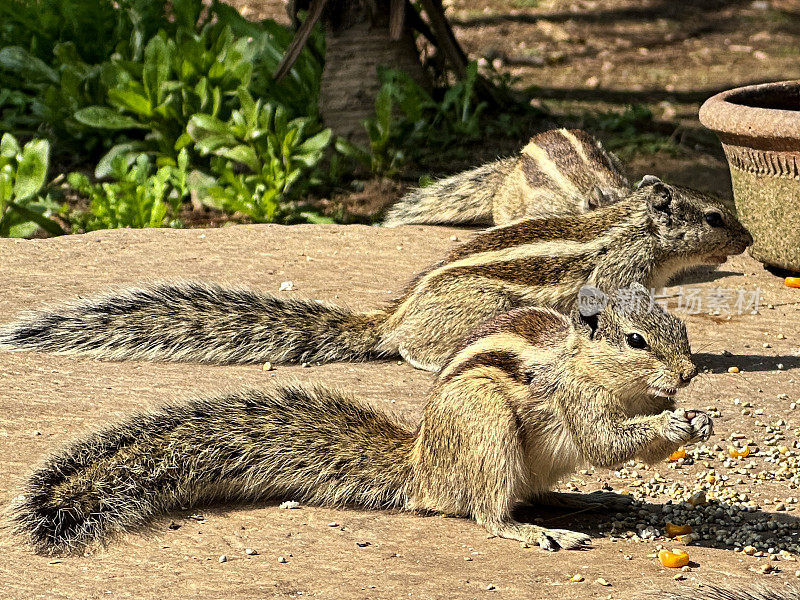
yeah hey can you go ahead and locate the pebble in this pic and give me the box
[570,574,584,582]
[245,548,258,556]
[595,578,611,586]
[277,556,287,563]
[219,555,227,563]
[262,362,273,372]
[687,491,706,507]
[758,563,776,574]
[279,501,301,509]
[728,366,740,374]
[279,281,294,292]
[328,522,339,527]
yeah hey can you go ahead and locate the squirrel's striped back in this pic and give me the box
[383,128,631,227]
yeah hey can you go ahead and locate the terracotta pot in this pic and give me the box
[699,80,800,271]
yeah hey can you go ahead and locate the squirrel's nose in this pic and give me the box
[679,364,698,384]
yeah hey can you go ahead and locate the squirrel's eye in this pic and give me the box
[704,212,724,228]
[626,333,648,349]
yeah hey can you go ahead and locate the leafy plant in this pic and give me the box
[67,151,189,231]
[0,133,65,237]
[73,21,258,173]
[210,2,324,119]
[0,0,163,65]
[361,62,488,173]
[580,105,681,159]
[0,0,168,151]
[1,0,333,230]
[188,90,332,222]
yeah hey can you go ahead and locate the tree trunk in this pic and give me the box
[320,16,428,145]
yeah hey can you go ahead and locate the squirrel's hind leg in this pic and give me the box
[482,519,591,551]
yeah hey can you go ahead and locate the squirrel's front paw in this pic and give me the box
[664,409,713,444]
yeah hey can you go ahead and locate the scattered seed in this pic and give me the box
[659,549,689,568]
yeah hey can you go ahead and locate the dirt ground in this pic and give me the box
[1,225,799,599]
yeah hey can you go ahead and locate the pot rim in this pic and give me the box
[699,80,800,141]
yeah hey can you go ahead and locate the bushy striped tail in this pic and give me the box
[11,385,415,554]
[383,158,513,227]
[655,586,800,600]
[0,281,387,364]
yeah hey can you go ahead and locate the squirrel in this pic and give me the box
[382,128,631,227]
[657,585,800,600]
[11,284,713,556]
[0,176,752,371]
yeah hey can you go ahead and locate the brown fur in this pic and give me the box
[12,285,712,555]
[0,178,752,371]
[383,128,630,227]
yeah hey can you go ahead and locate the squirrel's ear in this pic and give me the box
[586,186,606,210]
[636,175,662,189]
[574,310,600,338]
[639,176,672,214]
[573,286,607,339]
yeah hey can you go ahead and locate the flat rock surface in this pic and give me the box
[1,224,799,599]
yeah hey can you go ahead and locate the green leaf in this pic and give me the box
[108,88,153,117]
[334,138,370,166]
[188,114,232,137]
[13,139,49,201]
[75,107,148,130]
[217,145,260,172]
[237,87,257,127]
[193,135,238,154]
[299,211,335,224]
[95,142,148,178]
[0,168,13,205]
[174,132,193,152]
[172,0,203,30]
[0,46,58,83]
[6,201,65,236]
[4,218,39,239]
[0,133,20,159]
[143,34,171,105]
[297,128,332,155]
